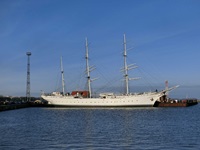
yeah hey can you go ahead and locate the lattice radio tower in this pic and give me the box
[26,52,31,101]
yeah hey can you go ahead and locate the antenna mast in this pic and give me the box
[60,56,65,95]
[26,52,31,101]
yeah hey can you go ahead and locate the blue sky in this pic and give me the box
[0,0,200,98]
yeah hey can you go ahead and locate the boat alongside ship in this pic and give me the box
[41,34,179,107]
[154,98,198,107]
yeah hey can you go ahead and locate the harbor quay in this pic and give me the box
[0,96,48,111]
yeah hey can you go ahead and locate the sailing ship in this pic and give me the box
[41,34,178,107]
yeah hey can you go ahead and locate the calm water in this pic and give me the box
[0,105,200,150]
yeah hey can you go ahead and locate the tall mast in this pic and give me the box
[85,37,91,98]
[123,34,139,95]
[123,34,129,95]
[60,56,65,95]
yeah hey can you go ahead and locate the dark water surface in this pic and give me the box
[0,105,200,150]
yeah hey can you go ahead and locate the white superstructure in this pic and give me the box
[41,35,178,107]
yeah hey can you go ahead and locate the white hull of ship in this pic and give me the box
[41,92,163,107]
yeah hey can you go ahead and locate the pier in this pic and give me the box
[0,104,30,111]
[0,96,47,111]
